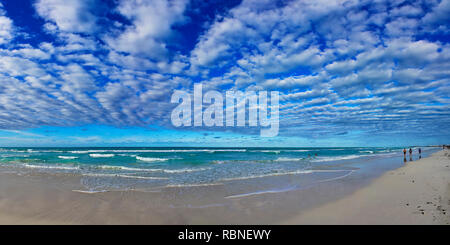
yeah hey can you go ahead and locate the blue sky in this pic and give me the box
[0,0,449,147]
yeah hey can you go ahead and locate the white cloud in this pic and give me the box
[422,0,450,33]
[35,0,101,34]
[105,0,188,59]
[0,3,13,44]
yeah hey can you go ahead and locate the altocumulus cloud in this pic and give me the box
[0,0,449,145]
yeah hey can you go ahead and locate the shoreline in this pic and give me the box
[283,149,450,224]
[0,149,448,224]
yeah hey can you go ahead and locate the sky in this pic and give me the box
[0,0,449,147]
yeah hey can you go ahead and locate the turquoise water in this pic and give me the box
[0,147,436,192]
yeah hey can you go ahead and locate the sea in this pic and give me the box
[0,146,438,193]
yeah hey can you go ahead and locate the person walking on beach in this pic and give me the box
[403,148,407,163]
[409,148,413,161]
[418,148,422,159]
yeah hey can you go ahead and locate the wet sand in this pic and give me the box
[0,149,448,224]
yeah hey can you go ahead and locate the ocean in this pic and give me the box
[0,147,437,193]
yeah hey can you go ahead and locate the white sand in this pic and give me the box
[283,149,450,224]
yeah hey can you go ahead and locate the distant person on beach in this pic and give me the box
[418,148,422,159]
[409,148,413,161]
[403,148,407,163]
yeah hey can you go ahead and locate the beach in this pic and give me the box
[284,149,450,225]
[0,148,448,224]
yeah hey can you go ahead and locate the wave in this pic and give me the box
[219,169,352,182]
[275,157,305,161]
[257,150,281,154]
[117,154,137,157]
[165,182,223,188]
[95,165,208,173]
[1,149,65,153]
[359,150,374,154]
[136,156,168,162]
[23,164,79,170]
[283,150,311,152]
[70,149,247,153]
[162,167,210,173]
[72,189,108,194]
[225,170,355,199]
[82,173,168,180]
[32,150,64,153]
[311,155,363,162]
[58,156,78,160]
[96,165,161,172]
[219,169,314,181]
[0,154,31,158]
[211,160,226,164]
[89,154,115,158]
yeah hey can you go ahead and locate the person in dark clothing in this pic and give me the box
[409,148,413,161]
[403,148,407,163]
[418,148,422,159]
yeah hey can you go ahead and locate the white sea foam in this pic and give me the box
[95,165,209,174]
[257,150,281,154]
[118,154,137,157]
[162,167,210,173]
[225,170,355,199]
[359,150,374,154]
[311,155,363,162]
[58,156,78,159]
[82,173,168,180]
[219,169,353,182]
[69,149,246,153]
[136,156,168,162]
[89,154,115,158]
[275,157,305,161]
[23,164,79,170]
[219,170,314,181]
[72,190,108,194]
[97,165,161,172]
[165,182,223,188]
[283,150,311,152]
[212,160,226,164]
[1,154,30,158]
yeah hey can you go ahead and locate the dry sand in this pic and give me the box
[0,149,449,224]
[283,149,450,224]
